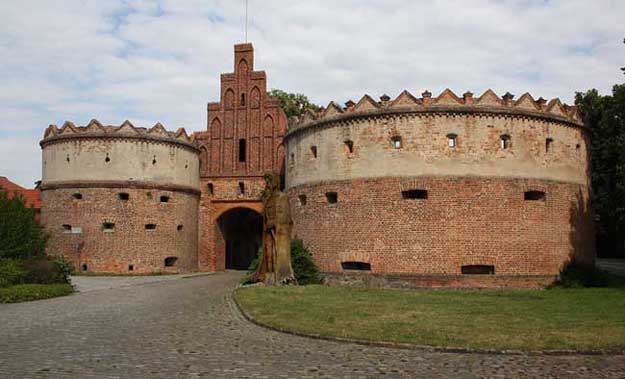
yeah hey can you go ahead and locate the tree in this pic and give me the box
[268,89,321,118]
[622,38,624,75]
[575,84,625,258]
[0,191,47,260]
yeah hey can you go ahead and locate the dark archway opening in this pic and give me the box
[217,208,263,270]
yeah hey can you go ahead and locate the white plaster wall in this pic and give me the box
[286,114,589,189]
[42,139,200,189]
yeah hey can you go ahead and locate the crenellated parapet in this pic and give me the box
[288,89,585,136]
[41,119,199,152]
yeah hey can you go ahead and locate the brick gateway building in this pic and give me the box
[40,43,594,287]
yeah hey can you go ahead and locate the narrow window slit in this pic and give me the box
[545,138,553,153]
[238,139,247,162]
[344,140,354,154]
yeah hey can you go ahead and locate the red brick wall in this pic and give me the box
[197,177,264,271]
[195,43,285,270]
[288,176,594,280]
[42,187,199,274]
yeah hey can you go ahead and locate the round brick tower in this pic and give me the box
[40,120,201,274]
[285,89,594,288]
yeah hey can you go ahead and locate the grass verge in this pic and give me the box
[235,285,625,352]
[0,283,74,303]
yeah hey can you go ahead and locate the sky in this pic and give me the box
[0,0,623,187]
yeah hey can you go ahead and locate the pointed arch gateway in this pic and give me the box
[215,207,263,270]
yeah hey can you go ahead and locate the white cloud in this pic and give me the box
[0,0,623,186]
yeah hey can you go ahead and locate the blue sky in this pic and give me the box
[0,0,623,187]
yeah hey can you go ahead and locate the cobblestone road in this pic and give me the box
[1,272,623,378]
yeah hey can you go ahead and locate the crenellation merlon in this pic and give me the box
[41,119,198,150]
[288,89,584,134]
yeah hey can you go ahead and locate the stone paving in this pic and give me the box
[0,272,624,379]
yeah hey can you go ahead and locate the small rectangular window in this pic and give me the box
[208,183,214,195]
[145,224,157,230]
[392,136,402,149]
[128,264,134,272]
[103,222,115,231]
[461,265,495,275]
[341,261,371,271]
[165,256,178,267]
[160,195,170,203]
[310,146,318,159]
[119,193,129,201]
[238,182,245,195]
[325,192,338,204]
[72,193,82,200]
[500,134,511,149]
[447,134,457,148]
[298,194,307,205]
[402,189,428,199]
[524,191,546,201]
[177,225,184,231]
[62,224,72,233]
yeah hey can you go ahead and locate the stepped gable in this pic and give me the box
[40,119,199,150]
[288,89,584,134]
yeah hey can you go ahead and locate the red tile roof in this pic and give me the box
[0,176,42,209]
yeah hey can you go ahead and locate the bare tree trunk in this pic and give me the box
[252,173,296,285]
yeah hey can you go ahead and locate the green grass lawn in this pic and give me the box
[235,285,625,351]
[0,283,73,303]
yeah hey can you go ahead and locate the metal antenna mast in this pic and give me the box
[245,0,248,42]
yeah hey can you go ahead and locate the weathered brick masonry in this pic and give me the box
[39,121,200,274]
[194,43,286,272]
[38,43,595,287]
[285,90,594,287]
[41,186,199,273]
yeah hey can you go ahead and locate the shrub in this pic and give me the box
[22,257,71,285]
[0,259,27,288]
[554,260,611,288]
[243,248,262,284]
[290,238,322,285]
[245,239,322,285]
[0,191,47,260]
